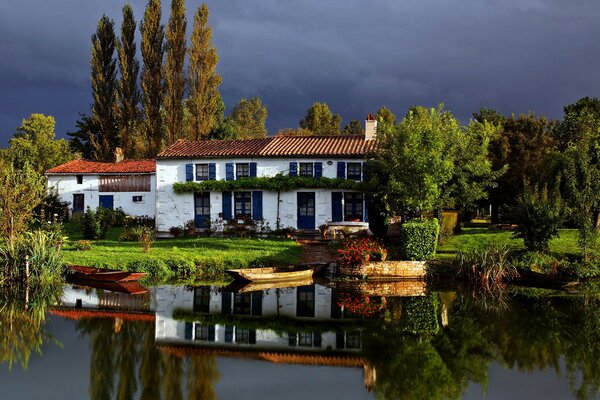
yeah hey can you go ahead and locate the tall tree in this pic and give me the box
[164,0,187,145]
[117,4,142,159]
[140,0,165,156]
[230,97,268,139]
[375,106,396,125]
[342,120,364,135]
[299,102,341,135]
[5,114,75,174]
[187,4,222,140]
[90,15,119,161]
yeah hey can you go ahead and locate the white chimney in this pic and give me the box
[365,114,377,141]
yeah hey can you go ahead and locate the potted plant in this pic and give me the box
[169,226,182,238]
[318,224,328,239]
[184,220,196,236]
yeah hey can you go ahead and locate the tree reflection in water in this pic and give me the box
[363,290,600,400]
[75,317,219,400]
[0,282,63,370]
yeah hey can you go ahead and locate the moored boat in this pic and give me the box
[66,265,147,283]
[225,263,328,283]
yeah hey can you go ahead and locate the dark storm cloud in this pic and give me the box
[1,0,599,145]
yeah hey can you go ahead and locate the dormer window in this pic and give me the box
[76,175,83,184]
[299,162,313,177]
[236,163,250,179]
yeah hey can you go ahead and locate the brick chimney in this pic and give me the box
[365,114,377,141]
[114,147,124,163]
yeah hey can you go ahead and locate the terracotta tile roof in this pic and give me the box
[157,135,377,158]
[46,159,156,175]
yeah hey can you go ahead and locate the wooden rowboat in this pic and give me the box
[223,276,329,293]
[225,263,328,283]
[66,275,149,295]
[66,265,147,283]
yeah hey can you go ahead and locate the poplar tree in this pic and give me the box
[140,0,165,156]
[299,102,342,135]
[164,0,187,145]
[230,97,268,139]
[90,15,119,161]
[187,4,222,140]
[117,4,141,158]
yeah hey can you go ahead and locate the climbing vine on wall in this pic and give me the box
[172,174,364,193]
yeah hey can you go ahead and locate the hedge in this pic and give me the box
[399,218,440,261]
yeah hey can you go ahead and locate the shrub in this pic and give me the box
[399,219,440,260]
[169,226,183,238]
[439,211,460,243]
[456,244,518,287]
[126,259,174,282]
[512,185,566,252]
[135,226,156,253]
[74,240,92,251]
[83,208,102,239]
[337,238,388,272]
[400,295,440,334]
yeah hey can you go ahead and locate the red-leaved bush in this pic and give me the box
[336,238,388,271]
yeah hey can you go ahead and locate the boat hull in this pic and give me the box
[66,265,147,283]
[225,264,327,283]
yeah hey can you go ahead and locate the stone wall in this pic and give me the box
[339,260,427,279]
[337,280,427,297]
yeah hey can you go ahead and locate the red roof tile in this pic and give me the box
[157,136,377,158]
[46,159,155,175]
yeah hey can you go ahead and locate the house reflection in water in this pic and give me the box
[155,284,364,354]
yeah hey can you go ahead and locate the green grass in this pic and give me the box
[61,224,302,271]
[437,227,597,261]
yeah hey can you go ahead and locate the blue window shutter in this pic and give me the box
[314,162,323,178]
[314,332,322,347]
[332,192,343,222]
[362,162,369,182]
[249,330,256,344]
[251,292,262,316]
[225,325,234,342]
[185,164,193,182]
[208,325,216,342]
[337,162,346,179]
[249,162,257,177]
[252,191,263,220]
[289,162,298,176]
[184,322,193,340]
[226,163,234,181]
[208,163,216,180]
[222,191,232,220]
[364,195,369,222]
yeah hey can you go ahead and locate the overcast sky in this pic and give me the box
[0,0,599,146]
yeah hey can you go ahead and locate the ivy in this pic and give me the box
[173,174,364,193]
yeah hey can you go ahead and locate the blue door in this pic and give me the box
[98,195,114,209]
[297,192,316,229]
[194,192,211,228]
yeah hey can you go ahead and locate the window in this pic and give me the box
[193,286,211,313]
[345,331,362,349]
[296,285,315,317]
[132,195,143,203]
[234,192,252,218]
[344,193,364,221]
[233,293,251,315]
[236,163,250,179]
[76,175,83,184]
[196,164,209,181]
[73,194,84,213]
[299,162,313,177]
[347,163,362,180]
[235,328,251,344]
[195,324,209,341]
[298,332,313,347]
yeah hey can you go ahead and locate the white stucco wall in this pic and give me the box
[155,157,367,231]
[48,174,156,218]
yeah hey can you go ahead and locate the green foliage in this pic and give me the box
[90,15,119,161]
[82,206,126,240]
[341,120,363,135]
[74,240,93,251]
[439,211,460,243]
[125,259,174,282]
[83,208,103,240]
[140,0,165,156]
[367,199,389,239]
[187,4,221,139]
[400,295,440,335]
[164,0,187,145]
[375,106,396,126]
[456,243,518,287]
[173,174,362,193]
[400,219,440,260]
[136,226,156,253]
[299,102,341,135]
[230,97,268,139]
[512,185,566,252]
[0,162,46,246]
[4,114,75,173]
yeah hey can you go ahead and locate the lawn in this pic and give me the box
[61,224,302,272]
[436,227,595,261]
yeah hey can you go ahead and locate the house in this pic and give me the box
[155,117,378,232]
[46,157,156,218]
